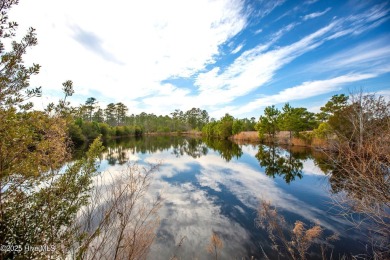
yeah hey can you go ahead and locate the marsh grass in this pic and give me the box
[256,200,339,260]
[206,231,224,260]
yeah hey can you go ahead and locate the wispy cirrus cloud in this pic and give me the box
[193,22,337,107]
[304,0,319,5]
[71,26,124,65]
[253,0,286,19]
[234,73,378,115]
[189,4,390,117]
[303,7,331,21]
[8,0,390,118]
[112,0,388,118]
[270,22,300,42]
[231,43,244,54]
[345,2,390,35]
[316,37,390,72]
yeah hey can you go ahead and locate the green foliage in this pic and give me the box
[295,131,314,143]
[104,102,116,125]
[115,102,128,126]
[81,121,100,140]
[256,145,303,184]
[255,105,281,141]
[232,119,243,135]
[98,122,111,138]
[0,109,69,179]
[0,4,106,257]
[92,108,104,122]
[69,102,257,144]
[1,137,103,259]
[69,122,86,144]
[69,104,214,144]
[202,113,256,139]
[85,97,97,122]
[313,122,332,139]
[317,94,348,122]
[184,107,209,130]
[115,125,125,136]
[279,103,318,136]
[0,2,41,109]
[203,137,243,161]
[202,113,235,139]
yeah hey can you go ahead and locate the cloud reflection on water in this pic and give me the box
[96,138,360,258]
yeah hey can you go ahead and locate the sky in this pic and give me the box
[9,0,390,119]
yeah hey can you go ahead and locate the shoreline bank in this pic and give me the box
[230,131,330,150]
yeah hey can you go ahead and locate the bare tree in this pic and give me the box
[70,162,162,260]
[326,91,390,258]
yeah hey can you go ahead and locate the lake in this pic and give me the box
[91,135,367,259]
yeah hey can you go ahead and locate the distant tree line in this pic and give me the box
[201,101,319,141]
[201,114,257,139]
[67,99,212,143]
[68,93,356,145]
[67,98,259,144]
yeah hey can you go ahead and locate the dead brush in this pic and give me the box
[256,200,339,260]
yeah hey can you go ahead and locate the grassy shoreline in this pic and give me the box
[230,131,331,149]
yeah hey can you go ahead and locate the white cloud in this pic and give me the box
[253,28,263,35]
[254,0,286,19]
[231,43,244,54]
[6,0,389,118]
[234,73,377,115]
[148,181,252,259]
[303,7,331,21]
[377,90,390,97]
[9,0,247,106]
[192,11,390,117]
[81,141,361,256]
[193,22,337,110]
[270,22,300,42]
[302,160,328,176]
[144,151,338,243]
[314,37,390,73]
[345,3,390,35]
[305,0,319,5]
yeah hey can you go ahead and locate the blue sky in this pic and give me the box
[10,0,390,118]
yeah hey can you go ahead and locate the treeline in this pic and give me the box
[68,98,210,143]
[67,98,257,144]
[252,92,390,148]
[68,94,353,145]
[251,95,349,143]
[200,101,318,140]
[201,114,256,139]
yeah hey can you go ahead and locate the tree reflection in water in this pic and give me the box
[97,136,245,164]
[87,136,331,185]
[255,145,306,184]
[172,138,208,159]
[203,138,243,162]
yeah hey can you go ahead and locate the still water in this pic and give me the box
[92,136,367,259]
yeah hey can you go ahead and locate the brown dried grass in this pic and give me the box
[73,162,162,260]
[256,200,338,260]
[231,131,259,142]
[206,231,224,260]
